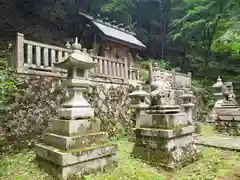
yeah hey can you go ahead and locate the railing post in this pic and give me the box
[124,57,128,81]
[16,33,24,73]
[188,72,192,88]
[148,62,153,84]
[171,69,176,89]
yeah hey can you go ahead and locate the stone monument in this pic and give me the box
[35,38,117,179]
[209,76,225,121]
[129,76,200,170]
[212,77,240,135]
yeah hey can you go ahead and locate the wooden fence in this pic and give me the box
[9,33,140,83]
[148,62,192,89]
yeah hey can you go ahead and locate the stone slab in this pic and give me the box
[135,134,194,151]
[51,119,100,136]
[195,136,240,151]
[57,107,94,120]
[37,154,117,179]
[44,132,108,150]
[217,116,240,121]
[141,113,188,129]
[36,143,116,166]
[134,126,195,138]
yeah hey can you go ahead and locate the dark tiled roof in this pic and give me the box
[79,12,146,49]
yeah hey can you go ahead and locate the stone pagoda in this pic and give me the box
[35,38,117,179]
[129,77,200,170]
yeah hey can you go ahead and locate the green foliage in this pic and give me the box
[191,80,215,121]
[1,136,240,180]
[0,43,18,110]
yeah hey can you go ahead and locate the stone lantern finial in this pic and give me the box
[72,37,82,50]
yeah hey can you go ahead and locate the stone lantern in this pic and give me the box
[35,38,117,179]
[212,76,225,105]
[128,85,150,128]
[179,90,195,125]
[131,79,200,169]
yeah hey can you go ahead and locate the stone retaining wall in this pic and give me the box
[0,74,134,152]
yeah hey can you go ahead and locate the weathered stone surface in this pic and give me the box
[44,132,108,150]
[51,119,101,136]
[132,143,200,169]
[195,136,240,151]
[36,143,116,166]
[37,154,117,179]
[135,126,195,138]
[140,113,187,129]
[57,107,94,120]
[135,134,194,151]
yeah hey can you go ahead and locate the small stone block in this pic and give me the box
[52,119,100,136]
[44,132,108,150]
[36,143,116,166]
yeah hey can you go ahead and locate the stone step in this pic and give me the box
[134,126,195,138]
[44,132,108,150]
[52,119,100,136]
[36,143,116,166]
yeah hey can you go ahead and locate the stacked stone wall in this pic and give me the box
[0,74,134,152]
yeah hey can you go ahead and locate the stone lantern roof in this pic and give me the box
[128,85,149,97]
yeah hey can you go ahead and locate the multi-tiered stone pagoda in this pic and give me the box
[35,38,117,179]
[129,77,200,169]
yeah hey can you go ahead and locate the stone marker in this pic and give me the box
[129,76,200,170]
[35,38,117,179]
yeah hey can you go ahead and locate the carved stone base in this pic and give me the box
[132,142,200,170]
[36,144,117,179]
[215,109,240,136]
[132,125,200,170]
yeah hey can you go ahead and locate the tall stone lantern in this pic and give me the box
[179,90,195,125]
[35,38,117,179]
[128,85,150,128]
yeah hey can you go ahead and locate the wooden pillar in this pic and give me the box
[16,33,24,73]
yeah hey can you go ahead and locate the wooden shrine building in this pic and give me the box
[78,12,146,66]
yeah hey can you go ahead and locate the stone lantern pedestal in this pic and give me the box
[179,91,195,125]
[35,39,117,179]
[131,87,200,170]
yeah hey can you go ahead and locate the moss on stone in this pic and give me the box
[58,143,115,154]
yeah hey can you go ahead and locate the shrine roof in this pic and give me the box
[79,12,146,50]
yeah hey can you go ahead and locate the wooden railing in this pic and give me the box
[148,62,192,89]
[10,33,140,83]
